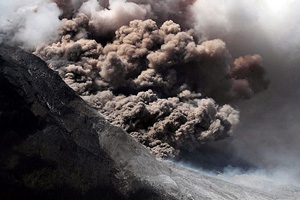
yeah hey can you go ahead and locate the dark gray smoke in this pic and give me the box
[28,0,268,158]
[35,18,251,158]
[2,0,284,164]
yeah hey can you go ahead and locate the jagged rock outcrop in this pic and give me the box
[0,44,178,200]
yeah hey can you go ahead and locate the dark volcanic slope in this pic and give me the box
[0,44,176,200]
[1,44,296,200]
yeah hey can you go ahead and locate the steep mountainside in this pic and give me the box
[1,44,299,200]
[0,44,176,199]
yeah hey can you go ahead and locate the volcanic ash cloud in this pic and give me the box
[1,0,268,158]
[34,12,269,158]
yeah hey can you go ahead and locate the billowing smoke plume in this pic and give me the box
[0,0,270,158]
[0,0,62,49]
[127,0,196,27]
[79,0,148,40]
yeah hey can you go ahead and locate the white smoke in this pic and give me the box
[0,0,62,49]
[190,0,300,57]
[79,0,148,37]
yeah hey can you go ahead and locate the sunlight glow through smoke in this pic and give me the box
[260,0,295,14]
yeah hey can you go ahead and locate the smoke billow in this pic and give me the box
[79,0,148,39]
[0,0,62,49]
[30,0,268,158]
[127,0,196,27]
[0,0,271,159]
[182,0,300,183]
